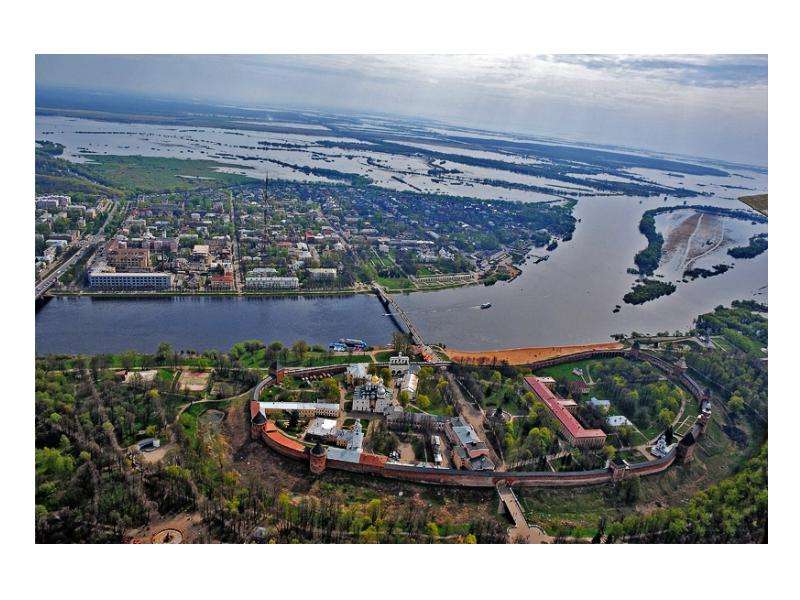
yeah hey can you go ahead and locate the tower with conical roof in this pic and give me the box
[309,442,328,474]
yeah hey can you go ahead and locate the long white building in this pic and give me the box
[88,271,173,290]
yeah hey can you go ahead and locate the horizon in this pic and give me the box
[35,54,768,166]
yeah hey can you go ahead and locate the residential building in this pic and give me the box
[209,273,234,291]
[308,267,337,280]
[445,416,494,471]
[106,240,151,271]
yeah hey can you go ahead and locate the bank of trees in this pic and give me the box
[623,279,676,305]
[633,212,664,276]
[728,233,768,259]
[603,444,767,543]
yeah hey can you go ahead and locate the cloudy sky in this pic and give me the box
[36,54,768,165]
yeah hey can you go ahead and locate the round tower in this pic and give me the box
[250,410,267,440]
[309,442,328,475]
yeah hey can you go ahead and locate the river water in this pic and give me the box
[36,294,395,355]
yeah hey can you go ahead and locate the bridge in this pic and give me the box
[372,282,437,361]
[496,480,551,543]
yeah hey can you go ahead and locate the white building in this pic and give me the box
[245,276,300,290]
[400,372,419,399]
[88,271,173,290]
[606,415,632,428]
[389,353,410,377]
[346,363,369,386]
[259,401,340,418]
[352,376,395,413]
[588,397,611,412]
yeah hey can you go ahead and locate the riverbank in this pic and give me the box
[444,341,625,365]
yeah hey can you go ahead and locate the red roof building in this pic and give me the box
[210,273,234,290]
[524,376,606,449]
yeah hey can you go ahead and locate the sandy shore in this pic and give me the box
[445,341,624,365]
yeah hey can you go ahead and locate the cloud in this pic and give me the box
[35,54,768,164]
[545,54,768,88]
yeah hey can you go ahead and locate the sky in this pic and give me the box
[35,54,768,165]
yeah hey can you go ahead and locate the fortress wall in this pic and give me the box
[252,349,693,488]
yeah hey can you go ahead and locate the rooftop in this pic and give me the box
[523,376,606,440]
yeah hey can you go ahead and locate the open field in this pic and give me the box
[79,154,253,192]
[445,341,624,365]
[739,194,768,216]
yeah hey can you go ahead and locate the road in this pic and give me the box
[228,191,242,292]
[35,239,96,299]
[35,200,120,300]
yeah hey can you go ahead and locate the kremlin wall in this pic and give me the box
[250,348,711,489]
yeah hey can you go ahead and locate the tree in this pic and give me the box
[728,393,745,414]
[426,522,440,539]
[291,340,309,362]
[526,427,554,457]
[156,342,173,365]
[288,410,300,430]
[658,408,675,428]
[602,445,617,462]
[392,331,411,355]
[319,378,340,401]
[417,394,431,411]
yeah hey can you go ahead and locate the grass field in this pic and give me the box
[534,358,599,382]
[739,193,768,216]
[79,154,253,193]
[375,275,414,290]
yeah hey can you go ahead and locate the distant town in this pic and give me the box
[35,173,574,298]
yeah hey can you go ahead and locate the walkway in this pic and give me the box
[496,481,552,543]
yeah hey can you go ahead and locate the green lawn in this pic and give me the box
[535,359,599,383]
[79,154,253,193]
[376,276,414,290]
